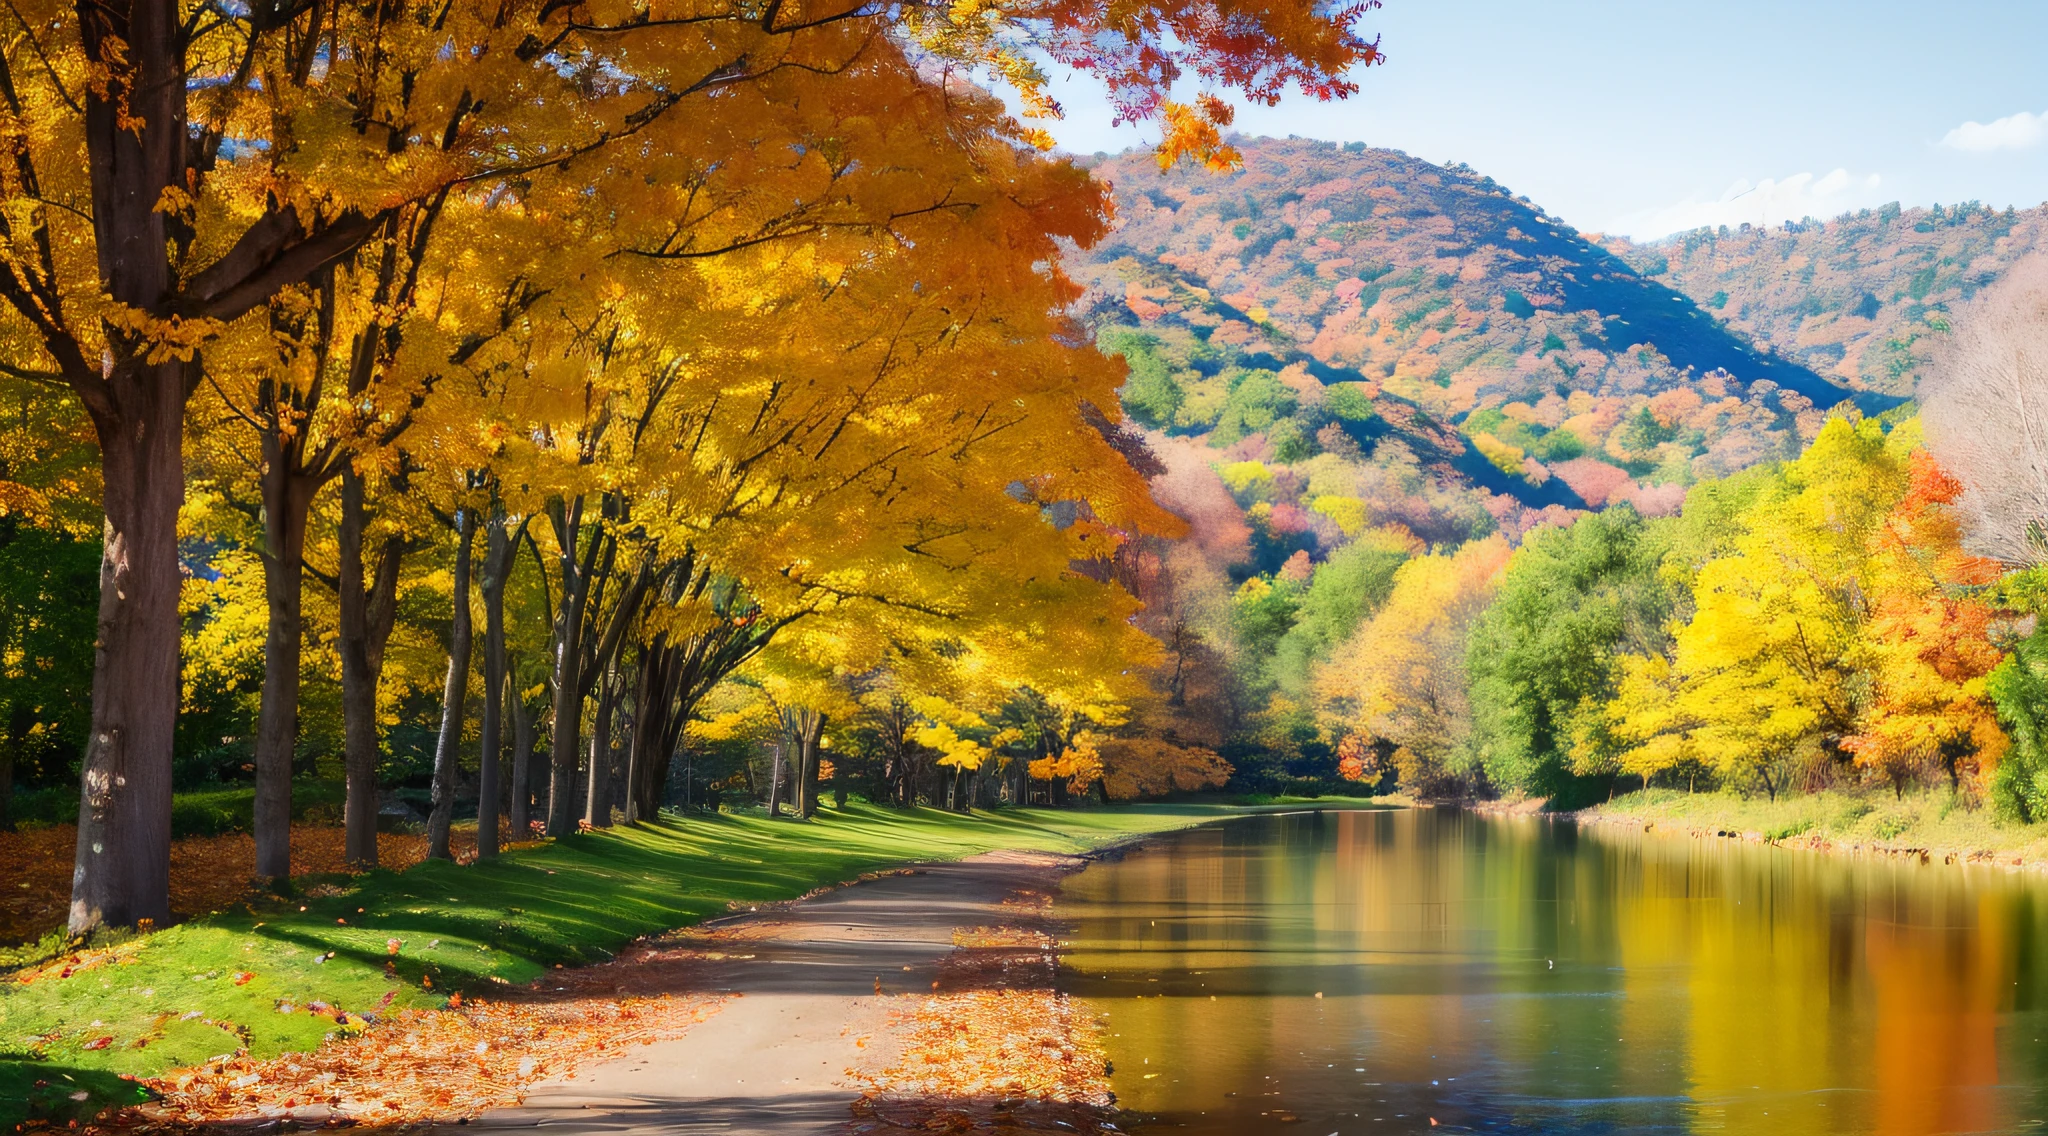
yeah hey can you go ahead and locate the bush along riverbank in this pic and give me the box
[0,803,1242,1131]
[1576,788,2048,867]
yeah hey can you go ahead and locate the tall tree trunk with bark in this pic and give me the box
[338,471,379,866]
[70,374,186,934]
[791,711,825,819]
[337,470,406,867]
[624,638,675,825]
[25,0,386,930]
[509,670,535,840]
[617,558,779,824]
[583,669,618,828]
[475,507,515,858]
[63,6,191,936]
[427,509,475,860]
[251,419,321,880]
[545,601,587,835]
[544,498,600,837]
[767,745,787,818]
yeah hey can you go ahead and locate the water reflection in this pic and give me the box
[1055,808,2048,1134]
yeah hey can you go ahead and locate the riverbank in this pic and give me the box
[1574,787,2048,868]
[3,802,1276,1130]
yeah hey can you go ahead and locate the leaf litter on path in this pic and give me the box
[88,937,730,1131]
[846,889,1118,1135]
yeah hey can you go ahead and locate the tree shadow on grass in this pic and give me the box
[1,1059,152,1130]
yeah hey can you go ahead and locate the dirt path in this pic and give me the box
[460,848,1097,1136]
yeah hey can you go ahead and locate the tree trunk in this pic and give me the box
[767,744,787,818]
[337,469,405,867]
[545,627,585,836]
[427,509,475,860]
[583,669,618,828]
[476,508,512,859]
[70,360,187,934]
[625,639,676,825]
[509,671,535,840]
[624,644,661,824]
[338,470,379,867]
[545,499,594,838]
[60,0,191,936]
[797,714,825,819]
[252,440,318,881]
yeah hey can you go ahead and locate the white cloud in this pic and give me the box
[1941,109,2048,153]
[1605,170,1886,241]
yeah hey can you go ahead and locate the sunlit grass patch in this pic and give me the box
[1587,787,2048,863]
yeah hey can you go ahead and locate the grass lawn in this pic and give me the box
[0,800,1340,1127]
[1583,787,2048,861]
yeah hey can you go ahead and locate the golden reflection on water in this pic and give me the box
[1054,809,2048,1135]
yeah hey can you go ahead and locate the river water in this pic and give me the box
[1054,808,2048,1135]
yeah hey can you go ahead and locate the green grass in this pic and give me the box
[0,801,1262,1127]
[1584,787,2048,862]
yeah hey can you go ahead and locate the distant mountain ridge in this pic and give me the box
[1073,138,1912,536]
[1600,201,2048,396]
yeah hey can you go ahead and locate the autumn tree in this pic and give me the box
[1314,536,1510,796]
[0,0,1379,928]
[1097,736,1231,799]
[1844,451,2008,795]
[1466,506,1672,800]
[1606,418,1909,798]
[476,73,1180,828]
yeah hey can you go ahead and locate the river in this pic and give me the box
[1055,807,2048,1135]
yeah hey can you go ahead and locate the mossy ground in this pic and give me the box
[0,801,1336,1128]
[1583,787,2048,860]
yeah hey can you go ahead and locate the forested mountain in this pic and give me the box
[1602,201,2048,397]
[1073,138,1883,530]
[1075,138,2044,793]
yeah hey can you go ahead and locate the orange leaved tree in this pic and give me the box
[1845,450,2008,795]
[0,0,1383,932]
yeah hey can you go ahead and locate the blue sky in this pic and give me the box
[1033,0,2048,241]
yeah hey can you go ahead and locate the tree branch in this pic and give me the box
[182,206,387,322]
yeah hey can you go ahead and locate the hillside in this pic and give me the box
[1601,202,2048,396]
[1076,138,1882,532]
